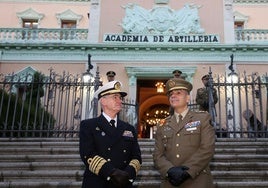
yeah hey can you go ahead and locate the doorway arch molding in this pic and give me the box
[125,66,197,82]
[139,95,169,122]
[125,66,197,100]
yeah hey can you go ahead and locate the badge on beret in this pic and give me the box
[114,82,121,90]
[168,80,176,88]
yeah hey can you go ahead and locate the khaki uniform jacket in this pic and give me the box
[153,111,215,188]
[196,87,218,112]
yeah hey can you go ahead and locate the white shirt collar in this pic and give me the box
[102,112,117,127]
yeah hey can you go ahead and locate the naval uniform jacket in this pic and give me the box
[79,114,142,188]
[153,111,215,188]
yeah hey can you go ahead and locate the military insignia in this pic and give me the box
[158,119,166,127]
[168,80,176,88]
[122,130,134,137]
[184,121,201,131]
[114,82,121,90]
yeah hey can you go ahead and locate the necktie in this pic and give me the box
[178,114,183,124]
[110,119,116,128]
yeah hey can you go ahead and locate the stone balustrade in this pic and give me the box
[0,28,268,44]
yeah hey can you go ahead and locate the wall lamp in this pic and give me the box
[83,54,94,83]
[228,54,238,83]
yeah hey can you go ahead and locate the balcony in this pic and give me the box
[0,28,268,44]
[0,28,88,43]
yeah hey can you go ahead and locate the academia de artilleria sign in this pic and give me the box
[103,34,220,44]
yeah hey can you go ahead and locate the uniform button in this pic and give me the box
[203,169,207,173]
[176,144,179,147]
[124,161,127,163]
[164,135,167,138]
[123,150,126,153]
[107,158,111,161]
[84,156,87,159]
[176,154,180,158]
[177,133,180,137]
[108,148,111,151]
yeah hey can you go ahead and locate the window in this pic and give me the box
[22,19,39,39]
[234,21,244,29]
[23,20,39,29]
[17,8,44,40]
[61,20,76,29]
[234,21,245,41]
[61,20,77,40]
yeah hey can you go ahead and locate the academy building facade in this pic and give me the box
[0,0,267,138]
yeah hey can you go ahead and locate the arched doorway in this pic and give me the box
[138,95,169,138]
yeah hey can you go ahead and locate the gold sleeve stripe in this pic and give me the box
[129,159,141,174]
[88,155,107,175]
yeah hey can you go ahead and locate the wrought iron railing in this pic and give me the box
[0,69,138,138]
[0,69,267,138]
[209,72,268,138]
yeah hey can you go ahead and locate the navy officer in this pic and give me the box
[79,80,142,188]
[106,71,116,82]
[153,78,215,188]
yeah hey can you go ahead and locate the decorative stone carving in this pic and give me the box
[121,3,204,34]
[155,0,169,4]
[56,9,83,26]
[16,8,44,26]
[234,11,248,23]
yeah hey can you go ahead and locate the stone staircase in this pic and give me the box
[0,138,268,188]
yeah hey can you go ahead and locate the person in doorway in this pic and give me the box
[106,71,116,82]
[79,80,142,188]
[196,74,218,112]
[153,78,215,188]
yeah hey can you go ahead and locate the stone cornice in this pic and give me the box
[1,42,267,52]
[0,0,90,3]
[0,42,267,63]
[234,0,268,4]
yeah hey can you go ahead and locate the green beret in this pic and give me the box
[165,78,193,94]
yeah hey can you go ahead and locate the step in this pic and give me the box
[215,181,268,188]
[0,154,81,162]
[0,161,157,171]
[212,154,268,162]
[212,170,268,181]
[0,138,268,188]
[0,181,82,188]
[1,179,268,188]
[1,169,267,182]
[0,180,161,188]
[210,162,268,170]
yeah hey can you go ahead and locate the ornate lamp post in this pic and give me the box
[81,54,94,120]
[83,54,94,83]
[227,54,238,83]
[226,54,240,137]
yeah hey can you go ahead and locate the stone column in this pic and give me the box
[223,0,235,44]
[88,0,101,43]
